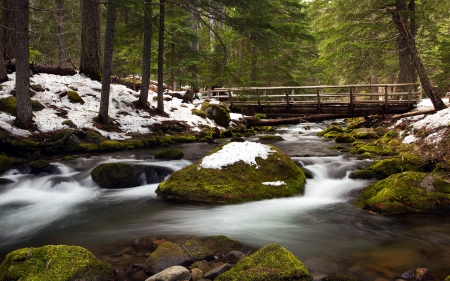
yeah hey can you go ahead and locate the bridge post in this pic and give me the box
[384,85,388,110]
[285,89,291,112]
[349,87,354,112]
[316,87,321,111]
[257,89,261,110]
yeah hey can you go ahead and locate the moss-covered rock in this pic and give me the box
[349,156,426,180]
[29,159,52,174]
[156,141,306,204]
[201,101,231,127]
[215,243,312,281]
[143,242,192,275]
[335,133,355,143]
[355,172,450,215]
[99,140,125,151]
[0,96,17,115]
[155,148,184,160]
[61,119,77,129]
[177,237,212,261]
[351,143,397,156]
[192,108,207,118]
[349,169,384,180]
[67,91,85,104]
[317,125,343,137]
[0,155,22,172]
[351,128,379,139]
[201,235,242,257]
[323,131,341,139]
[259,135,284,141]
[0,245,114,281]
[31,84,45,92]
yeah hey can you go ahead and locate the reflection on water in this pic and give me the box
[0,123,450,280]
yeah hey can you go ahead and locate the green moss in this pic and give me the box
[323,131,341,139]
[0,245,114,281]
[170,135,196,143]
[11,139,39,150]
[143,242,191,274]
[29,159,50,171]
[79,143,99,152]
[31,84,45,92]
[355,172,450,215]
[62,120,77,129]
[201,101,231,127]
[61,156,76,161]
[335,133,355,143]
[215,243,312,281]
[91,163,134,188]
[0,96,17,115]
[351,144,397,156]
[99,140,125,151]
[201,235,242,256]
[155,149,184,160]
[259,135,284,141]
[156,144,306,204]
[192,108,207,118]
[350,128,379,139]
[178,238,211,261]
[349,169,383,180]
[359,152,372,159]
[31,100,45,111]
[0,155,22,172]
[317,125,343,137]
[321,275,361,281]
[67,91,85,104]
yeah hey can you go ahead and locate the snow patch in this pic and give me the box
[262,181,286,186]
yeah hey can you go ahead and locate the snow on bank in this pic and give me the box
[200,141,274,170]
[0,73,244,140]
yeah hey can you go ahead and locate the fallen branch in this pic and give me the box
[391,109,436,120]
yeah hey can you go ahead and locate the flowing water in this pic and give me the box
[1,122,450,280]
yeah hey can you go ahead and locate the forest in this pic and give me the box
[2,0,450,128]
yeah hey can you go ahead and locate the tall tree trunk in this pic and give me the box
[209,0,215,52]
[80,0,102,81]
[14,0,32,129]
[1,0,16,59]
[190,8,199,93]
[396,0,414,88]
[54,0,68,68]
[157,0,165,114]
[98,0,117,124]
[389,7,447,111]
[0,42,8,82]
[408,0,417,84]
[138,0,153,107]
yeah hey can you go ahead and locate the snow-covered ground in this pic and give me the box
[0,73,243,140]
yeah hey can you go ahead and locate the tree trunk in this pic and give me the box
[54,0,68,68]
[80,0,102,81]
[408,0,417,84]
[1,0,16,59]
[396,0,414,89]
[14,0,33,129]
[389,7,447,111]
[138,0,152,108]
[157,0,165,114]
[98,0,117,124]
[0,42,8,82]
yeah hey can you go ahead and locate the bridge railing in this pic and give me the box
[203,83,421,109]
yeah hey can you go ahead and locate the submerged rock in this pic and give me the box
[395,267,441,281]
[143,242,192,275]
[0,245,114,281]
[215,243,312,281]
[156,141,306,204]
[155,148,184,160]
[355,172,450,215]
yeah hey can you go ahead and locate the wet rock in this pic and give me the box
[335,133,355,143]
[321,275,361,281]
[191,260,213,273]
[0,177,14,184]
[0,155,22,173]
[395,268,441,281]
[191,268,204,281]
[317,125,344,137]
[201,101,231,127]
[29,159,58,174]
[133,236,167,253]
[215,243,312,281]
[204,263,233,280]
[351,128,379,139]
[155,148,184,160]
[201,236,242,257]
[143,242,192,275]
[223,250,246,264]
[145,265,191,281]
[177,237,213,261]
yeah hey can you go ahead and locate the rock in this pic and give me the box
[192,108,207,119]
[177,237,213,261]
[143,242,192,275]
[0,155,22,172]
[191,268,204,281]
[204,263,233,280]
[317,125,343,137]
[86,131,104,144]
[91,163,172,188]
[351,128,379,139]
[133,236,166,253]
[0,178,14,184]
[156,141,306,204]
[223,250,246,264]
[323,131,342,139]
[259,135,284,141]
[145,266,191,281]
[201,101,231,127]
[191,260,213,273]
[215,243,312,281]
[351,143,397,156]
[67,90,85,104]
[355,172,450,215]
[321,275,361,281]
[29,159,54,174]
[0,245,114,281]
[61,119,77,129]
[155,149,184,160]
[395,268,441,281]
[335,133,355,143]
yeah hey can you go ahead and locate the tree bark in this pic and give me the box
[1,0,16,59]
[396,0,414,88]
[54,0,68,68]
[80,0,102,81]
[388,7,447,111]
[14,0,33,129]
[138,0,153,108]
[157,0,165,114]
[98,0,117,124]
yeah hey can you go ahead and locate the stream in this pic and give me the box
[0,122,450,280]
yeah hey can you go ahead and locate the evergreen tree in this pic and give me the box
[80,0,102,81]
[138,0,153,108]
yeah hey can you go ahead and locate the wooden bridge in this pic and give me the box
[204,83,421,118]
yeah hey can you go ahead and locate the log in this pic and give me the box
[6,59,76,76]
[391,109,436,120]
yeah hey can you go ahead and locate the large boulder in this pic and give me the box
[0,245,114,281]
[145,266,191,281]
[355,172,450,215]
[91,163,172,188]
[201,101,231,127]
[215,243,312,281]
[143,242,192,275]
[156,141,306,204]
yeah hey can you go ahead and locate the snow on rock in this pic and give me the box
[262,181,286,186]
[199,141,275,170]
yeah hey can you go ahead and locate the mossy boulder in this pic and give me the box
[155,148,184,160]
[67,90,85,104]
[91,163,172,188]
[201,101,231,127]
[156,141,306,204]
[143,242,192,275]
[259,135,284,141]
[335,133,355,143]
[0,155,22,173]
[62,119,77,129]
[317,125,343,137]
[201,235,242,257]
[29,159,52,174]
[323,131,341,139]
[355,172,450,215]
[192,108,207,118]
[215,243,312,281]
[349,156,425,180]
[176,237,212,261]
[351,128,379,139]
[0,96,17,115]
[0,245,114,281]
[321,275,361,281]
[99,140,125,151]
[351,143,397,156]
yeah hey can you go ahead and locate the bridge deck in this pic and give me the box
[203,83,420,117]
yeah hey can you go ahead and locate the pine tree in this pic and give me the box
[80,0,102,81]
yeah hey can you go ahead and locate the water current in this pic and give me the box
[0,122,450,280]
